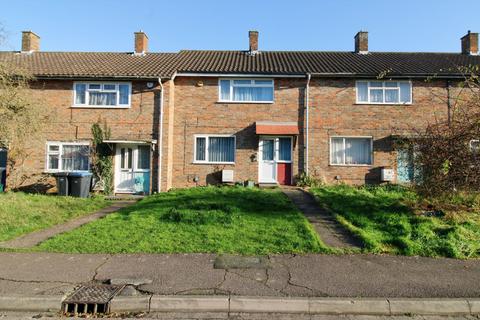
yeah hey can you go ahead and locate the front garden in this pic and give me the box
[0,192,110,242]
[310,184,480,259]
[37,187,326,254]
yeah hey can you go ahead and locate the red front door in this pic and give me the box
[277,163,292,185]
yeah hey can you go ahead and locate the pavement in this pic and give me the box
[0,253,479,298]
[281,188,362,249]
[0,201,136,249]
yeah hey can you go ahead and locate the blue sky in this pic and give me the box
[2,0,480,53]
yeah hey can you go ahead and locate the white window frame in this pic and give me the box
[45,141,91,173]
[73,82,132,108]
[193,134,236,164]
[356,80,412,105]
[329,136,373,166]
[218,78,274,103]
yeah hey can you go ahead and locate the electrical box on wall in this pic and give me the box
[222,170,234,183]
[381,168,395,182]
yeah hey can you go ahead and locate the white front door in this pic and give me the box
[115,144,151,194]
[258,138,276,183]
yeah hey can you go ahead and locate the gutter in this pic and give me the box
[305,73,311,175]
[157,78,164,193]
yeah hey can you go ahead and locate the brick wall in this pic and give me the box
[167,76,305,188]
[8,79,161,192]
[166,76,450,188]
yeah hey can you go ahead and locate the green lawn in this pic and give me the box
[0,192,110,242]
[310,185,480,259]
[37,187,326,254]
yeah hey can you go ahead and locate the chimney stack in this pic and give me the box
[461,31,478,55]
[134,31,148,55]
[354,31,368,54]
[21,31,40,53]
[249,30,259,52]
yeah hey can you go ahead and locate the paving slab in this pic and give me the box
[0,201,135,249]
[281,187,362,249]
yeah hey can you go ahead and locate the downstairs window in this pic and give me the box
[330,137,373,165]
[194,135,235,164]
[46,142,90,172]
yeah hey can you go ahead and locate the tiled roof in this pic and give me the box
[177,50,480,77]
[0,51,178,79]
[1,49,480,79]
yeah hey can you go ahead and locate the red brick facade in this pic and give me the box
[6,75,452,192]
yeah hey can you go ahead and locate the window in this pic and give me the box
[330,137,372,165]
[356,81,412,104]
[73,82,131,107]
[46,142,90,172]
[194,135,235,164]
[219,79,274,102]
[278,138,292,161]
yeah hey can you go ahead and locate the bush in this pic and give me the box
[295,172,322,188]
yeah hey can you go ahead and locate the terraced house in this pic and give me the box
[1,30,479,194]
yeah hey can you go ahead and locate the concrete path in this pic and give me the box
[0,201,136,249]
[0,253,479,298]
[281,187,362,249]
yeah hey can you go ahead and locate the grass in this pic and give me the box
[0,192,110,242]
[310,184,480,259]
[37,187,327,255]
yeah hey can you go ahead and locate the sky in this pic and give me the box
[1,0,480,53]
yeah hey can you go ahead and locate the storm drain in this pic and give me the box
[62,284,124,315]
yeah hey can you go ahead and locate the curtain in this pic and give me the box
[89,92,117,105]
[196,137,206,161]
[233,86,273,101]
[399,82,411,103]
[75,84,86,104]
[279,138,291,161]
[220,80,230,100]
[262,140,274,161]
[356,82,368,102]
[385,89,399,103]
[137,146,150,169]
[62,145,89,171]
[331,138,344,164]
[208,137,234,162]
[370,89,384,103]
[345,138,371,165]
[119,84,130,104]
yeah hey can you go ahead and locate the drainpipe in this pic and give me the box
[305,73,311,175]
[446,79,451,126]
[157,77,164,192]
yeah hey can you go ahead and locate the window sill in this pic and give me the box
[354,103,412,106]
[216,101,274,104]
[329,164,372,167]
[44,170,91,174]
[192,162,235,165]
[71,105,131,109]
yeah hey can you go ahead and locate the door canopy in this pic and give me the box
[255,121,299,135]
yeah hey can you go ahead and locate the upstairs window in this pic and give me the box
[356,81,412,104]
[46,142,90,172]
[219,79,274,103]
[73,82,131,107]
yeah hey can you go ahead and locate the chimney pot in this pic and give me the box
[134,31,148,55]
[461,31,478,55]
[21,31,40,53]
[249,30,259,52]
[354,31,368,54]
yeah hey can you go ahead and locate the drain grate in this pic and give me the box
[62,284,124,315]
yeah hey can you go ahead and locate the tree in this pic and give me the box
[404,67,480,197]
[0,28,49,189]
